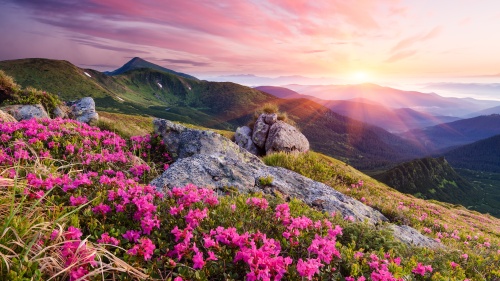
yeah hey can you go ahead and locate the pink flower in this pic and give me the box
[97,232,120,246]
[127,238,156,261]
[193,251,205,269]
[69,195,88,206]
[412,263,433,276]
[246,197,269,210]
[297,258,323,280]
[92,203,112,215]
[461,254,468,260]
[450,261,459,269]
[230,204,236,212]
[122,230,141,242]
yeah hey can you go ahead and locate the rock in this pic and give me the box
[265,121,309,154]
[0,109,17,123]
[68,97,98,124]
[264,113,277,125]
[53,104,70,119]
[153,119,261,163]
[0,104,49,121]
[234,126,260,155]
[151,119,438,247]
[388,225,442,248]
[252,114,270,148]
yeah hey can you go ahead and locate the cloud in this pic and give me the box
[390,26,442,53]
[160,59,210,67]
[385,50,417,63]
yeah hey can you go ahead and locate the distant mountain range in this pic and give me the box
[257,85,461,133]
[284,83,500,117]
[208,74,337,86]
[402,114,500,152]
[0,57,427,169]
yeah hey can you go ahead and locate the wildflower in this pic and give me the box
[450,261,459,269]
[97,232,120,245]
[127,238,156,261]
[297,258,323,280]
[122,230,141,243]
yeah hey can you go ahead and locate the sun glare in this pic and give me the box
[352,71,371,83]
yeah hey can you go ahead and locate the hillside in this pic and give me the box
[374,157,477,205]
[402,114,500,151]
[443,134,500,173]
[254,85,321,101]
[0,58,426,169]
[465,104,500,118]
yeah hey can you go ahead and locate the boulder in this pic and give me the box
[151,119,440,248]
[265,121,309,154]
[264,113,278,125]
[68,97,98,124]
[0,104,49,121]
[53,104,70,119]
[234,126,260,155]
[0,109,17,123]
[251,114,270,148]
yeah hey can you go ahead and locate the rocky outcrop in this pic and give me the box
[234,126,260,155]
[53,104,70,119]
[68,97,99,124]
[151,119,439,248]
[237,113,309,156]
[0,104,49,121]
[265,121,309,154]
[389,225,441,248]
[0,109,17,123]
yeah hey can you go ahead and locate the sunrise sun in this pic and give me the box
[352,71,371,83]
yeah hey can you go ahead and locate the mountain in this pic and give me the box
[402,114,500,152]
[465,105,500,118]
[254,86,321,101]
[374,157,477,205]
[285,83,500,116]
[105,57,198,80]
[442,135,500,173]
[0,57,427,169]
[319,100,461,133]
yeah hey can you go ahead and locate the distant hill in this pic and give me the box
[465,105,500,118]
[0,57,425,169]
[254,86,320,101]
[285,83,500,116]
[443,135,500,173]
[402,114,500,151]
[105,57,198,80]
[374,157,477,204]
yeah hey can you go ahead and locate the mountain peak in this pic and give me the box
[106,57,198,80]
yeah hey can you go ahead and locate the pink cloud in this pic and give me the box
[391,26,442,53]
[385,50,418,63]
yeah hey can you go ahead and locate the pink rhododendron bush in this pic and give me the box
[0,118,499,280]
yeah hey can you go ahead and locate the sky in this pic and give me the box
[0,0,499,98]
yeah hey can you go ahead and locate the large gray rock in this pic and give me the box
[265,121,309,154]
[68,97,98,124]
[0,109,17,123]
[252,114,270,148]
[234,126,260,155]
[0,104,49,121]
[151,119,439,248]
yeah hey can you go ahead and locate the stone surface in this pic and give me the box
[53,104,70,119]
[388,225,442,248]
[0,104,49,121]
[264,113,278,125]
[68,97,99,124]
[0,109,17,123]
[265,121,309,154]
[151,119,439,248]
[252,114,270,148]
[234,126,260,155]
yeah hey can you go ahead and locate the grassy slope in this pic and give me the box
[263,152,500,246]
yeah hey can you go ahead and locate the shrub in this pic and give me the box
[0,72,62,118]
[258,175,274,186]
[261,102,279,114]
